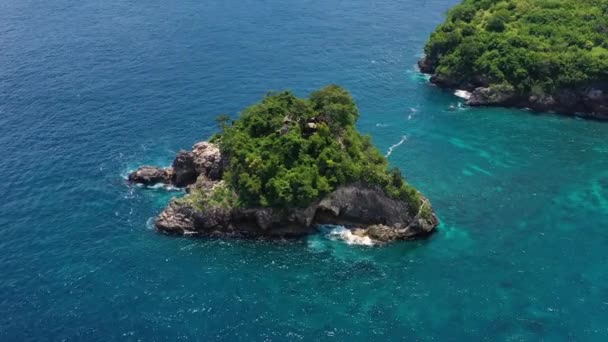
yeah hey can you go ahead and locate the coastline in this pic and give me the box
[418,56,608,120]
[129,140,439,244]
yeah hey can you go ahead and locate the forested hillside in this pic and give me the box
[424,0,608,95]
[215,85,422,211]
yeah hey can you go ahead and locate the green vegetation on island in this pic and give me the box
[211,85,422,212]
[129,86,439,238]
[424,0,608,95]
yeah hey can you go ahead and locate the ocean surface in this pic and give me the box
[2,0,608,340]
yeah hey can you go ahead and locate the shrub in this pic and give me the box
[424,0,608,94]
[215,85,422,212]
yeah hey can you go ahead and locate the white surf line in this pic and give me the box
[325,226,375,246]
[386,135,407,158]
[454,89,472,100]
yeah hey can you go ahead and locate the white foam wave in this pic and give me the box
[408,108,418,120]
[324,226,375,246]
[130,182,183,191]
[408,70,431,82]
[376,123,389,128]
[146,183,182,191]
[454,89,472,100]
[386,135,407,158]
[120,169,132,180]
[146,217,156,230]
[448,103,468,112]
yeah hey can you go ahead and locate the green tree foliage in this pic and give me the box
[215,114,231,131]
[215,85,422,211]
[424,0,608,94]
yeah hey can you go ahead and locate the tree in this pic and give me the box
[214,85,422,211]
[424,0,608,94]
[215,114,231,131]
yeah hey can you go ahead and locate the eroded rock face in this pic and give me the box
[155,184,438,242]
[128,166,173,185]
[314,185,437,241]
[315,186,416,227]
[191,141,224,180]
[127,141,224,187]
[585,87,608,118]
[429,73,460,89]
[156,201,196,233]
[524,86,608,119]
[467,86,516,107]
[417,56,435,74]
[462,84,608,118]
[172,151,198,187]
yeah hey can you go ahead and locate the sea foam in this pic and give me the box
[145,183,182,191]
[319,225,376,246]
[386,135,407,158]
[454,90,472,100]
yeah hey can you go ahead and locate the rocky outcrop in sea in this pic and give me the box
[128,141,438,244]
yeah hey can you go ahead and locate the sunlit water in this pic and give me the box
[2,0,608,340]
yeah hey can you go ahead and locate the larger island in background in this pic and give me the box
[129,85,438,243]
[419,0,608,118]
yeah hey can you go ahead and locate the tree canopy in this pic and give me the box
[424,0,608,95]
[213,85,422,211]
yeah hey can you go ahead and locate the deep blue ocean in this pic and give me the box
[2,0,608,340]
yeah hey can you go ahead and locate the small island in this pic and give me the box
[419,0,608,118]
[129,85,438,243]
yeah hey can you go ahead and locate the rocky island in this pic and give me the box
[129,85,438,243]
[419,0,608,118]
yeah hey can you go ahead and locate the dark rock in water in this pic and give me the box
[155,183,438,243]
[172,151,198,187]
[127,141,225,188]
[315,186,420,227]
[429,73,459,89]
[155,201,196,232]
[366,225,400,242]
[521,85,608,119]
[417,56,434,74]
[128,166,173,186]
[585,87,608,112]
[467,85,516,107]
[130,140,438,243]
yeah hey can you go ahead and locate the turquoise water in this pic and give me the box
[2,0,608,340]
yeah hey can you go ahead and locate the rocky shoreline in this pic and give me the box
[129,141,438,244]
[418,56,608,120]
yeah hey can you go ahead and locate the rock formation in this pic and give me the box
[128,166,173,186]
[128,142,225,188]
[128,141,438,244]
